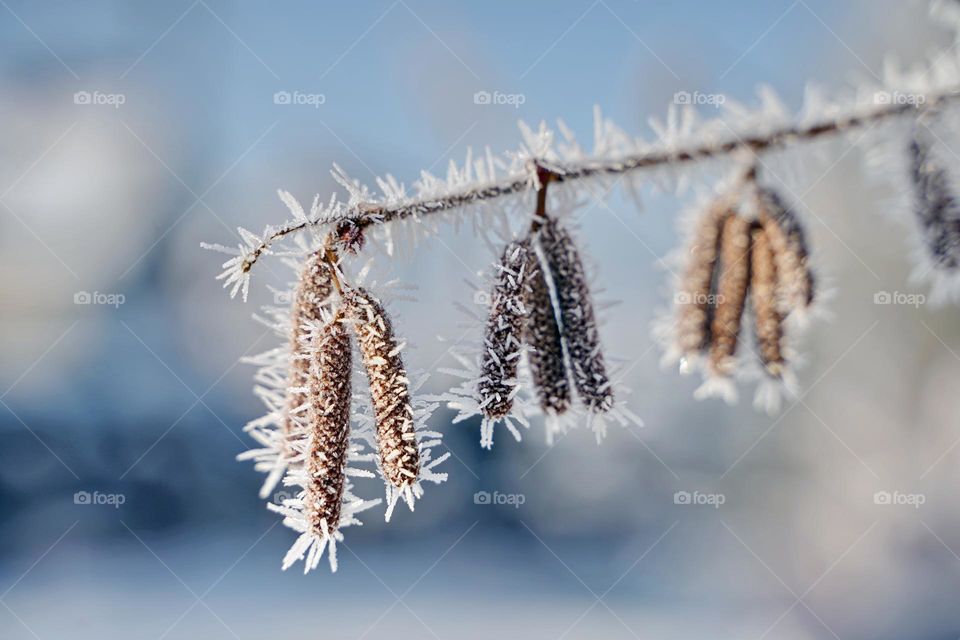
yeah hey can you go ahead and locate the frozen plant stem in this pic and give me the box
[236,89,960,273]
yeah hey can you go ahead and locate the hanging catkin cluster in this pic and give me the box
[467,175,636,449]
[670,173,815,412]
[240,236,447,573]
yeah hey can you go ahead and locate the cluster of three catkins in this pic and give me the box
[478,212,614,440]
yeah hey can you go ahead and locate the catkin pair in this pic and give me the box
[287,273,421,538]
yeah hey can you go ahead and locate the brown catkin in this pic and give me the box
[709,214,752,376]
[523,244,571,416]
[478,239,530,419]
[676,201,733,357]
[750,226,786,378]
[757,188,815,313]
[285,251,334,454]
[343,288,420,488]
[538,217,613,412]
[304,314,352,534]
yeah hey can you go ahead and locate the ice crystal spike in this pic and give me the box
[676,200,732,366]
[538,217,614,413]
[304,312,353,537]
[285,251,335,458]
[909,131,960,272]
[750,225,786,379]
[708,214,751,378]
[478,239,531,419]
[344,287,421,489]
[523,240,571,416]
[756,187,815,314]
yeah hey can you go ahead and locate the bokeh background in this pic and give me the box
[1,1,959,638]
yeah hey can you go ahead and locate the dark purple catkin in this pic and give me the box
[757,188,815,313]
[478,239,530,419]
[538,217,613,413]
[909,132,960,271]
[523,243,571,416]
[285,251,334,455]
[304,314,352,534]
[343,288,420,489]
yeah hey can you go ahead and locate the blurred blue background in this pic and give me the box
[1,1,959,638]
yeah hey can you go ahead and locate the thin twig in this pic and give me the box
[240,89,960,274]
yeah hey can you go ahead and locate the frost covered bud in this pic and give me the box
[757,188,815,314]
[523,244,571,416]
[908,133,960,272]
[286,251,334,453]
[335,219,366,254]
[538,217,613,412]
[478,239,530,419]
[709,214,751,377]
[676,201,732,360]
[343,288,420,488]
[750,226,786,378]
[304,314,353,534]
